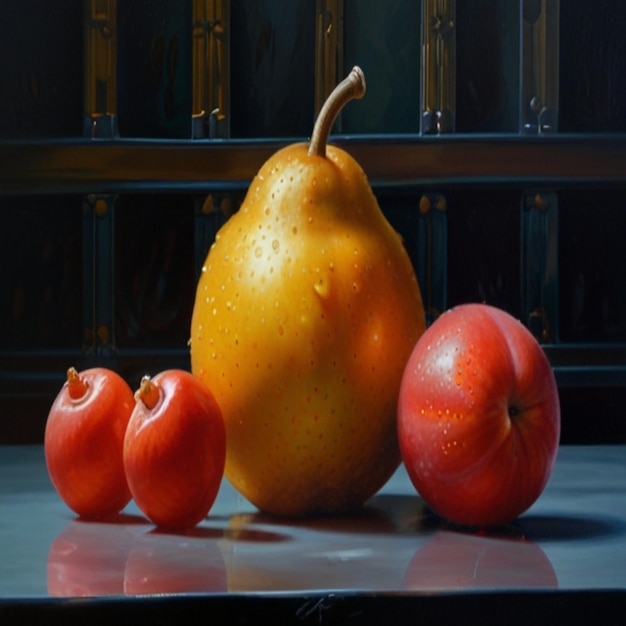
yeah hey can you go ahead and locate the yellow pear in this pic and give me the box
[191,67,425,515]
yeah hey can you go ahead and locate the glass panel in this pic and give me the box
[343,0,421,134]
[558,190,626,343]
[117,2,193,138]
[559,1,626,132]
[455,0,519,133]
[230,0,315,138]
[114,195,196,349]
[0,1,83,138]
[0,196,83,348]
[446,190,521,315]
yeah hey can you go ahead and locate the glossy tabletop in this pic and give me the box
[1,445,626,624]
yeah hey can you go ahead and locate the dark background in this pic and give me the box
[1,0,625,444]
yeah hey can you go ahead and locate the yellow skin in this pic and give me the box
[191,142,425,516]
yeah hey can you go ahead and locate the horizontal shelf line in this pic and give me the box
[554,366,626,388]
[2,346,625,390]
[1,134,625,195]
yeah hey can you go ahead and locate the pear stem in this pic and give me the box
[308,66,366,158]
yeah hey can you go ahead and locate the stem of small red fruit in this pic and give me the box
[66,367,88,400]
[135,375,161,410]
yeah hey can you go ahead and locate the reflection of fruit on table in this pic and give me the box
[3,444,626,623]
[124,528,227,595]
[220,508,414,592]
[404,530,558,591]
[47,516,147,597]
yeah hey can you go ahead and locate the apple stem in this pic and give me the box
[66,367,88,400]
[135,375,161,410]
[308,66,366,158]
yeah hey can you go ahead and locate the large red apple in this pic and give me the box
[398,303,560,528]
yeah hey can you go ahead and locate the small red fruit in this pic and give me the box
[398,303,560,528]
[123,370,226,529]
[44,367,134,518]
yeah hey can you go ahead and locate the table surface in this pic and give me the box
[1,445,626,623]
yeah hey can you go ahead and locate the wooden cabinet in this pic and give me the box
[1,1,625,443]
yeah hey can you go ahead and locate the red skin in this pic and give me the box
[44,368,134,518]
[398,303,561,528]
[123,370,226,530]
